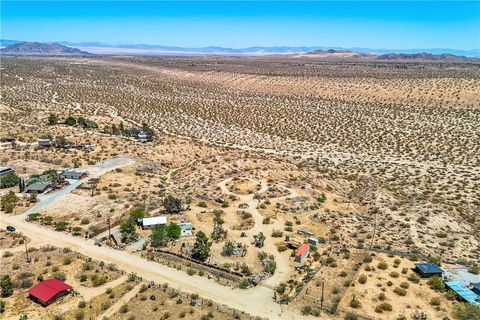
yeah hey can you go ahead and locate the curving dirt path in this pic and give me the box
[217,178,293,287]
[0,213,312,319]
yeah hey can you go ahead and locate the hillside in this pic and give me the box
[296,49,479,63]
[0,42,92,56]
[377,52,477,62]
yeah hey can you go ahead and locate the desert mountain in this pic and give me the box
[376,52,476,62]
[1,42,92,55]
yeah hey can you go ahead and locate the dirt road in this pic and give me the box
[1,214,309,319]
[18,156,134,217]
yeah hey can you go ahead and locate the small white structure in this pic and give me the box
[308,237,319,246]
[138,131,149,143]
[177,222,193,236]
[141,216,167,229]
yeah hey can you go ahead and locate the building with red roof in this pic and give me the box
[295,243,310,262]
[28,279,72,306]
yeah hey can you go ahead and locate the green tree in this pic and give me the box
[0,275,13,297]
[150,224,168,247]
[428,275,445,291]
[191,231,211,262]
[1,191,18,213]
[29,191,38,203]
[0,172,20,189]
[222,241,236,256]
[0,299,5,314]
[166,223,181,239]
[120,219,138,244]
[47,113,58,125]
[55,135,68,147]
[129,208,146,220]
[453,303,480,320]
[65,116,77,126]
[162,195,182,214]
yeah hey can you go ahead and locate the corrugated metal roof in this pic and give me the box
[142,216,167,226]
[295,243,310,256]
[28,279,72,304]
[445,281,479,305]
[415,263,443,274]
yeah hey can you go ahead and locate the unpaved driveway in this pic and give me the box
[1,214,310,319]
[18,156,134,218]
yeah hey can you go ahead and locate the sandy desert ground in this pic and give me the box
[0,56,479,320]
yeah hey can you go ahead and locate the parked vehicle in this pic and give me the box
[6,225,16,232]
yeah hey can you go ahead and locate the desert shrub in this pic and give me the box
[375,302,393,313]
[377,261,388,270]
[358,274,367,284]
[453,303,480,320]
[430,297,441,306]
[271,229,283,237]
[120,304,128,313]
[428,275,444,291]
[349,298,361,309]
[408,273,420,283]
[394,287,407,296]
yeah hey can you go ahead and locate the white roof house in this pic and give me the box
[141,216,167,228]
[177,222,193,236]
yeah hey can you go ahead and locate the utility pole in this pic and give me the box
[25,242,31,263]
[107,216,111,239]
[320,280,324,309]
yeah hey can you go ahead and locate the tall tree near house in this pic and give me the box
[120,219,138,244]
[191,231,211,262]
[162,195,182,214]
[1,191,18,213]
[166,223,181,239]
[150,224,168,247]
[65,116,76,126]
[55,135,68,147]
[129,208,146,220]
[0,276,13,297]
[47,113,58,125]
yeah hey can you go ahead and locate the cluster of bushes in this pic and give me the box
[1,191,17,213]
[0,173,19,189]
[48,113,98,128]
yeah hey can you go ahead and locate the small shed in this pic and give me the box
[28,279,72,306]
[138,131,149,143]
[141,216,167,229]
[294,243,310,263]
[414,263,443,278]
[37,139,52,148]
[177,222,193,236]
[308,237,319,246]
[61,168,87,180]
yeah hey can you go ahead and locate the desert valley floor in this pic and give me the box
[0,56,479,320]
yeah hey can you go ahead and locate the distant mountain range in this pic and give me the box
[0,42,91,56]
[1,40,478,61]
[298,49,479,63]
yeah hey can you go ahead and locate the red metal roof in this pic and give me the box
[295,243,310,256]
[28,279,72,304]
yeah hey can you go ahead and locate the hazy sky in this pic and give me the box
[1,1,479,49]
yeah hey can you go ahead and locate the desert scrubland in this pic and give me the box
[0,56,479,320]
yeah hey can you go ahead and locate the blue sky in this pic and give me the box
[1,1,479,49]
